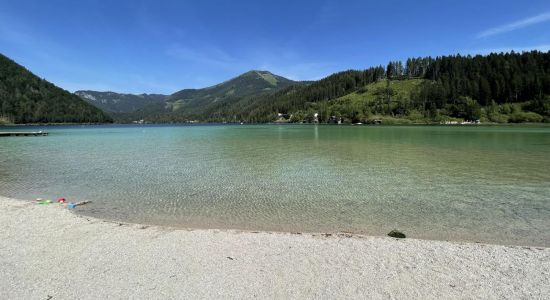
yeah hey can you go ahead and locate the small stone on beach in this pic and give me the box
[387,230,406,239]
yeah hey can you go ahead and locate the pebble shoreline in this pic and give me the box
[1,196,549,299]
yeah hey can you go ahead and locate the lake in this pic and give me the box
[1,124,549,246]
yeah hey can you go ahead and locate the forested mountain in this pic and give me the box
[126,51,549,124]
[5,50,546,125]
[0,54,112,124]
[75,90,166,113]
[117,70,306,122]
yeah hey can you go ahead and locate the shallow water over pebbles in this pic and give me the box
[1,124,549,246]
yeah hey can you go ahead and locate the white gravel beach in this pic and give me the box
[1,196,549,299]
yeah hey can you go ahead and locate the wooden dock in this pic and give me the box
[0,131,48,137]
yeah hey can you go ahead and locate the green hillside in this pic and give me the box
[324,79,426,123]
[276,77,550,125]
[333,79,424,104]
[0,53,112,124]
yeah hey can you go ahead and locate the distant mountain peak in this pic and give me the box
[161,70,301,116]
[236,70,286,86]
[244,70,273,75]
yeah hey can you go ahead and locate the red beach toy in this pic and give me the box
[57,198,66,203]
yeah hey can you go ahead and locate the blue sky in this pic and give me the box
[1,0,550,94]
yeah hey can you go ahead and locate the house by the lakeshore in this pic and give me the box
[275,113,290,122]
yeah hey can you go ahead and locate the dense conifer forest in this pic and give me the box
[0,54,112,124]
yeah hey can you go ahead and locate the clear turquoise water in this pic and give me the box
[1,124,549,246]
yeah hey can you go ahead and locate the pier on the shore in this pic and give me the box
[0,131,48,137]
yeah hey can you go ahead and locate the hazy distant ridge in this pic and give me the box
[75,90,167,114]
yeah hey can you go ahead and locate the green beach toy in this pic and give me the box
[35,200,52,204]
